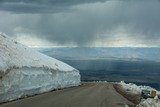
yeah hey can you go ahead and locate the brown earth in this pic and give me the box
[113,83,142,105]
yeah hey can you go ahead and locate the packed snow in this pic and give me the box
[0,32,81,103]
[119,81,158,94]
[137,98,160,107]
[119,81,160,107]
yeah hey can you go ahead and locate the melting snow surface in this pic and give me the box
[119,81,160,107]
[119,81,157,94]
[137,98,160,107]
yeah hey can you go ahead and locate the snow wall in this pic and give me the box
[0,67,80,103]
[0,33,80,103]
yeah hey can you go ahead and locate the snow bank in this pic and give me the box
[137,98,160,107]
[119,81,160,107]
[119,81,158,94]
[0,33,81,103]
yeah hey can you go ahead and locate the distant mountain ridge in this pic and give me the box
[36,47,160,90]
[36,47,160,62]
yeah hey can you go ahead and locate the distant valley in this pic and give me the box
[37,47,160,90]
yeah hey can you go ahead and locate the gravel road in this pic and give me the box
[0,83,135,107]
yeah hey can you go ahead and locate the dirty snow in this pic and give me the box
[137,98,160,107]
[119,81,158,94]
[119,81,160,107]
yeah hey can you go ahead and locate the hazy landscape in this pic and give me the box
[38,47,160,90]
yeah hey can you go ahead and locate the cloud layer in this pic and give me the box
[0,0,160,47]
[0,0,107,13]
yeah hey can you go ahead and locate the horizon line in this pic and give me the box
[31,46,160,48]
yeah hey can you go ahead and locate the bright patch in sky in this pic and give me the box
[15,34,54,47]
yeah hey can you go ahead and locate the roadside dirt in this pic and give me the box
[113,83,142,105]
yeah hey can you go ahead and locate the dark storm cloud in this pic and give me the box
[0,0,107,13]
[0,0,160,46]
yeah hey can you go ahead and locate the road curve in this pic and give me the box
[0,83,135,107]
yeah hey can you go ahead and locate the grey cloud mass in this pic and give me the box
[0,0,107,13]
[0,0,160,47]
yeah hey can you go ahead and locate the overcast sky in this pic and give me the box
[0,0,160,47]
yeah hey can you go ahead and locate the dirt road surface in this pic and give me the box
[0,83,135,107]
